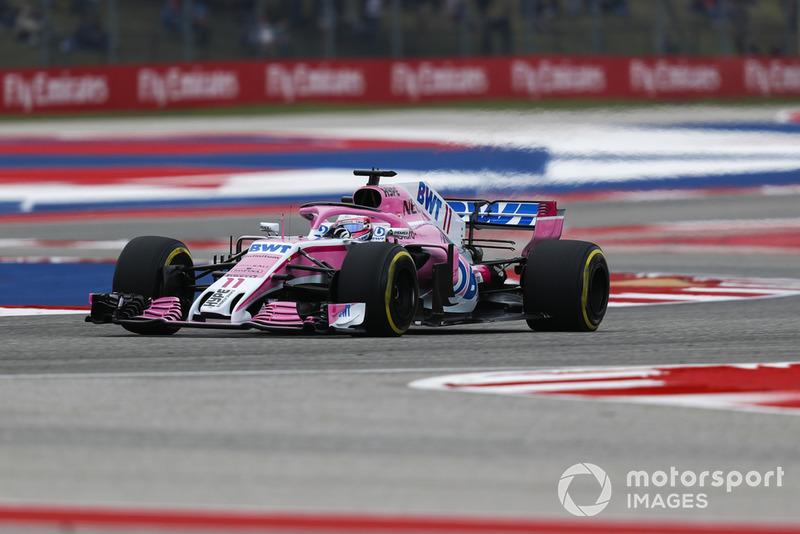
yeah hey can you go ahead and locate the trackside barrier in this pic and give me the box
[2,56,800,114]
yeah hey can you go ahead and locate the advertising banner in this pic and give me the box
[2,56,799,114]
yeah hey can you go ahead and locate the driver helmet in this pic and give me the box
[327,216,372,241]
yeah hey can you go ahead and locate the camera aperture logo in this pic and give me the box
[558,463,612,517]
[558,463,785,516]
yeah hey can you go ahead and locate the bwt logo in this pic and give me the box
[416,182,443,220]
[249,243,292,254]
[338,304,351,318]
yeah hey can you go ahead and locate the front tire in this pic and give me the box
[112,236,194,335]
[523,240,609,332]
[338,243,419,336]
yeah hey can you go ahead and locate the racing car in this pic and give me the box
[87,169,609,336]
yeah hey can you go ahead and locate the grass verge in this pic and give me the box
[0,97,798,123]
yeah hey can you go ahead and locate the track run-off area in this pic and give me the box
[0,104,799,532]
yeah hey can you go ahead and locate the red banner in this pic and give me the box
[2,56,799,114]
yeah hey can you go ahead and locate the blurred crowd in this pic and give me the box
[228,0,636,56]
[0,0,109,52]
[690,0,785,55]
[0,0,794,66]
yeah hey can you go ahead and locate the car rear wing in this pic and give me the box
[445,199,561,230]
[445,199,565,256]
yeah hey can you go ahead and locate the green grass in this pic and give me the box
[0,96,797,124]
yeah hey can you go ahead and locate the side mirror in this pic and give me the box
[260,222,280,236]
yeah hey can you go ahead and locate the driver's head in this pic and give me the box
[326,216,372,241]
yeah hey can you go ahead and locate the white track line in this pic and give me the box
[0,366,534,381]
[0,307,86,316]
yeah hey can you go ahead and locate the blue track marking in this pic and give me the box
[646,122,800,134]
[0,263,114,307]
[0,146,549,174]
[9,167,800,215]
[2,126,800,215]
[0,263,216,308]
[535,169,800,193]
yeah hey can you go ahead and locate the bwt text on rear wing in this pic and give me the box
[446,199,563,230]
[445,199,565,256]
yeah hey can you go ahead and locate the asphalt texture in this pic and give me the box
[0,107,799,529]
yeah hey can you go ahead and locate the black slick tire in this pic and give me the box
[112,235,194,335]
[337,243,418,336]
[523,240,609,332]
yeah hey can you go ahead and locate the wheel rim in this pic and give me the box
[587,262,609,318]
[162,249,194,320]
[390,267,416,322]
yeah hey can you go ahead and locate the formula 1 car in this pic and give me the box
[87,169,609,336]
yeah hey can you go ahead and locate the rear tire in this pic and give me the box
[523,240,609,332]
[112,236,194,335]
[338,243,418,336]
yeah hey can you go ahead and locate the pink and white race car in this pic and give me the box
[87,169,609,336]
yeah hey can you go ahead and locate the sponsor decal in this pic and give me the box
[391,62,489,101]
[328,302,366,328]
[511,60,606,97]
[203,288,234,308]
[249,243,292,254]
[453,256,478,300]
[744,59,800,95]
[402,200,419,215]
[370,224,388,242]
[416,182,444,220]
[3,72,108,113]
[265,63,365,103]
[629,59,721,96]
[227,256,278,278]
[380,185,400,197]
[447,200,540,227]
[409,362,800,415]
[137,67,239,107]
[412,181,461,239]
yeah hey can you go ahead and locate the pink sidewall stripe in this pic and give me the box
[0,504,797,533]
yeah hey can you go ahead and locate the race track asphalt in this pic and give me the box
[0,107,799,531]
[2,197,800,526]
